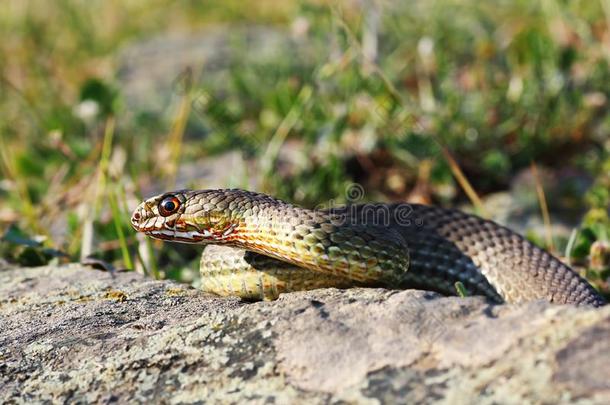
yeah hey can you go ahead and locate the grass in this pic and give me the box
[0,0,608,297]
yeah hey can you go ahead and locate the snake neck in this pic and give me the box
[208,195,410,284]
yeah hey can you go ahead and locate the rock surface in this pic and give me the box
[1,265,609,404]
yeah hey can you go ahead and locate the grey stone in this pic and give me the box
[1,264,609,403]
[117,26,315,115]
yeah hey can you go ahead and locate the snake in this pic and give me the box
[130,188,606,306]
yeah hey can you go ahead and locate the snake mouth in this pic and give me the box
[146,229,210,243]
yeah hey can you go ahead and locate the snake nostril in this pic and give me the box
[133,212,141,222]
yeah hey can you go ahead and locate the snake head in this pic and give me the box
[131,190,240,244]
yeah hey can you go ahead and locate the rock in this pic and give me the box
[1,265,609,403]
[478,167,594,242]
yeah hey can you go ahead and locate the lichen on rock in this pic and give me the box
[1,265,609,403]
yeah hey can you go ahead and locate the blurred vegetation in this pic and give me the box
[0,0,608,296]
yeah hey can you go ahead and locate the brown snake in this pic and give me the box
[131,188,605,306]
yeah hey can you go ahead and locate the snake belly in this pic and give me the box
[131,189,606,306]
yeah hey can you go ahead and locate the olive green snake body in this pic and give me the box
[131,189,605,306]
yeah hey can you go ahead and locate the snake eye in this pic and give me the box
[158,196,180,217]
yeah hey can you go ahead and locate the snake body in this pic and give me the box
[131,189,605,306]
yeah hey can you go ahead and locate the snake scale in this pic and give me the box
[131,188,606,306]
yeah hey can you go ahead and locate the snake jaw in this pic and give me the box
[131,208,211,244]
[147,229,208,243]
